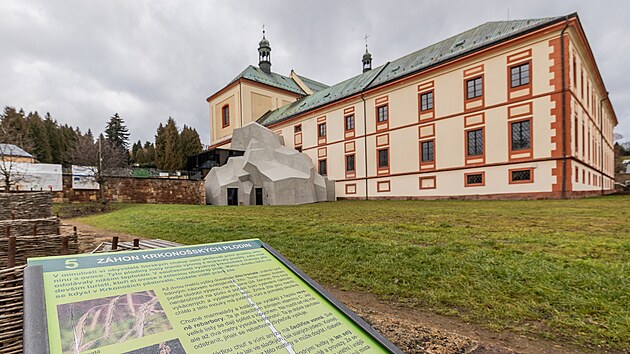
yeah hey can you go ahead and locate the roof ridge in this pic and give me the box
[295,73,329,88]
[256,15,570,127]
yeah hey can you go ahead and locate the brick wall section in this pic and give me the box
[54,175,206,205]
[0,192,52,220]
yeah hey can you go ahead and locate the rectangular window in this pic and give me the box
[318,159,327,176]
[294,125,301,133]
[345,154,355,172]
[378,148,389,168]
[318,123,326,137]
[510,169,533,183]
[421,141,435,162]
[467,129,483,156]
[510,63,530,88]
[377,105,388,122]
[345,115,355,131]
[466,173,484,186]
[511,120,531,151]
[466,77,483,99]
[420,91,433,111]
[222,105,230,127]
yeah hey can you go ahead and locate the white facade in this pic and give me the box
[208,15,617,200]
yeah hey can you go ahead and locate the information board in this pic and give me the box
[12,162,62,191]
[24,239,401,354]
[71,165,99,190]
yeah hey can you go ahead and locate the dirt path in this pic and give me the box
[65,219,593,354]
[67,219,146,248]
[326,287,592,354]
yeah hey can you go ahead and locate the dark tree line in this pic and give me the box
[0,107,81,164]
[0,106,203,171]
[134,117,202,170]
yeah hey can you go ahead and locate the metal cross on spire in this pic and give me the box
[364,34,369,50]
[262,24,266,37]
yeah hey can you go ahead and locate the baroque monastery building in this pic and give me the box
[206,13,617,200]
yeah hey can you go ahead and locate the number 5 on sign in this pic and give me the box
[64,259,78,269]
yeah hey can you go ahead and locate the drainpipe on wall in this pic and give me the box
[361,94,369,200]
[560,16,569,199]
[600,92,609,195]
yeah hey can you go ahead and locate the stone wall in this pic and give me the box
[0,217,60,237]
[54,175,205,205]
[0,192,52,220]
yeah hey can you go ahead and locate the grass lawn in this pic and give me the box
[75,196,630,351]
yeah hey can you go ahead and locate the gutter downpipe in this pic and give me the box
[560,16,569,199]
[600,92,609,195]
[361,94,368,200]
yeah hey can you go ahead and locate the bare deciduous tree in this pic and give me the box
[70,134,128,210]
[0,118,35,192]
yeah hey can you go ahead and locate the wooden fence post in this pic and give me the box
[133,239,140,249]
[112,236,119,250]
[61,236,69,255]
[7,236,16,278]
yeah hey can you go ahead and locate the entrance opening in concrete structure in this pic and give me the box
[227,188,239,205]
[255,188,263,205]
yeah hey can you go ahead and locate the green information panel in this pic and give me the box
[24,239,401,354]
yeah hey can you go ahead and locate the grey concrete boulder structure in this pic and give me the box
[204,122,335,205]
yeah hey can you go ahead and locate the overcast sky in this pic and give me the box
[2,0,629,145]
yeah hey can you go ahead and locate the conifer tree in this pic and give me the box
[180,125,203,158]
[154,123,166,168]
[161,117,183,170]
[143,141,156,167]
[26,111,52,162]
[104,113,130,150]
[43,113,64,164]
[131,140,142,163]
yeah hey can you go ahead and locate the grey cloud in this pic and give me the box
[1,0,628,145]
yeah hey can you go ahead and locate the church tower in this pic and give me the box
[258,28,272,74]
[362,36,372,73]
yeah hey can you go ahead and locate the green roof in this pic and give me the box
[295,74,329,92]
[230,65,328,96]
[257,16,568,127]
